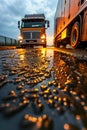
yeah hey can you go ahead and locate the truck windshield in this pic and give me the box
[21,21,45,28]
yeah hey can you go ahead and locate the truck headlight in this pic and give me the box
[41,34,46,39]
[18,35,23,40]
[41,39,45,43]
[19,40,23,43]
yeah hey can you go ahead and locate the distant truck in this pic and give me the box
[54,0,87,48]
[18,14,49,47]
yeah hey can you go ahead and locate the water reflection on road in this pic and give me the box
[0,48,87,130]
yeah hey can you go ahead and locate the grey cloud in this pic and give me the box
[0,0,58,42]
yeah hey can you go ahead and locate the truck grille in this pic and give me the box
[22,32,40,39]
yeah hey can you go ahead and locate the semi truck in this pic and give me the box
[54,0,87,48]
[18,14,49,47]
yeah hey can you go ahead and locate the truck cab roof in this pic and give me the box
[22,14,45,21]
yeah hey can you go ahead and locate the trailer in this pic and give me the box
[18,14,49,47]
[54,0,87,48]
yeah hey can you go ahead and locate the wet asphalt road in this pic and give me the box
[0,47,87,130]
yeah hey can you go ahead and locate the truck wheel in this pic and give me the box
[70,22,80,48]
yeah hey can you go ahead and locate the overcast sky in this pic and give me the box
[0,0,58,45]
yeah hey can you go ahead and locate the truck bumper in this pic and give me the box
[19,39,46,47]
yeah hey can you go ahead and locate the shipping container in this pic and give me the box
[54,0,87,48]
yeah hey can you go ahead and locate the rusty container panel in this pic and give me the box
[56,0,62,35]
[81,10,87,41]
[70,0,79,19]
[61,0,65,31]
[64,0,70,25]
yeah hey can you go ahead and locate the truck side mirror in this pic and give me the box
[45,20,50,28]
[18,21,20,29]
[47,20,50,28]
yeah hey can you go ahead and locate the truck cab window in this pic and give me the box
[21,21,45,28]
[21,22,24,28]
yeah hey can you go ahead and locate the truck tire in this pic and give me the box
[70,22,80,48]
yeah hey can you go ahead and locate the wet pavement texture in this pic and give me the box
[0,48,87,130]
